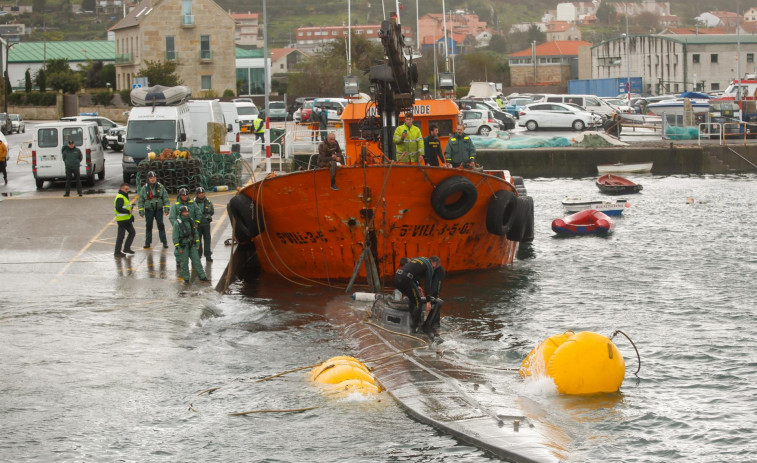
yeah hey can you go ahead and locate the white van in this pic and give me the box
[220,101,254,154]
[188,100,229,148]
[32,121,106,189]
[122,104,192,183]
[234,101,259,132]
[543,94,616,117]
[312,98,348,122]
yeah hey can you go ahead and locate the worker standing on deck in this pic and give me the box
[193,187,214,262]
[317,132,345,191]
[394,256,445,338]
[113,183,136,258]
[393,112,424,164]
[173,205,208,284]
[444,124,477,169]
[315,106,329,142]
[423,124,444,166]
[137,171,170,249]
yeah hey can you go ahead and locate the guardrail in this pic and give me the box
[697,122,721,145]
[721,122,749,146]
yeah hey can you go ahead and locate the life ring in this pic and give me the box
[507,196,534,241]
[431,176,478,220]
[227,193,264,244]
[486,189,518,236]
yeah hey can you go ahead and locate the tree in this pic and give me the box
[595,1,616,26]
[136,60,183,87]
[25,69,32,93]
[46,58,71,75]
[488,34,509,54]
[81,60,106,88]
[48,71,82,94]
[35,68,47,92]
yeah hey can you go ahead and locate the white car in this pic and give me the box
[60,115,120,148]
[461,109,500,136]
[105,126,127,151]
[602,98,634,114]
[9,114,25,133]
[518,102,602,131]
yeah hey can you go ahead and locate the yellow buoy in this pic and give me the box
[522,331,625,395]
[519,331,574,378]
[321,379,381,395]
[310,356,379,393]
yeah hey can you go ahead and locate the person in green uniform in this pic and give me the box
[392,112,424,164]
[137,171,170,249]
[61,139,83,197]
[193,187,214,261]
[114,183,136,257]
[169,188,199,268]
[444,124,477,169]
[172,205,208,284]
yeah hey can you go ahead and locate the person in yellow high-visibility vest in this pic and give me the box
[252,117,265,143]
[114,183,136,258]
[393,112,424,164]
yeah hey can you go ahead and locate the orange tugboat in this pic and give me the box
[221,15,533,291]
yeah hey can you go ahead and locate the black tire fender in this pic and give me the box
[431,176,478,220]
[486,189,518,236]
[507,196,534,241]
[520,196,535,243]
[227,194,264,244]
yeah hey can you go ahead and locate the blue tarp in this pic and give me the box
[679,91,710,100]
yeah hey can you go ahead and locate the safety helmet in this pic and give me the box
[179,205,189,213]
[147,171,156,178]
[178,188,188,196]
[196,187,205,193]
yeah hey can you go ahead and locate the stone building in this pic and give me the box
[509,40,592,86]
[110,0,236,95]
[591,34,757,95]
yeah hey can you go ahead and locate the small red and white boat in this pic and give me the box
[596,174,643,195]
[552,209,615,236]
[714,74,757,107]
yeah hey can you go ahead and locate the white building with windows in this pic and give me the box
[294,24,412,53]
[591,34,757,95]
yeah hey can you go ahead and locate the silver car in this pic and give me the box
[9,114,25,133]
[461,109,500,136]
[518,102,601,131]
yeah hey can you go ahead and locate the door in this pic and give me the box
[63,94,79,117]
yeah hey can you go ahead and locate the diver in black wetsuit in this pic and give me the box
[393,256,445,338]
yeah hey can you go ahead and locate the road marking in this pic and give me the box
[52,196,138,283]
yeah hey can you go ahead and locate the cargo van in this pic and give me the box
[543,94,616,117]
[188,100,229,148]
[312,98,348,122]
[234,101,259,132]
[122,104,192,183]
[32,121,106,189]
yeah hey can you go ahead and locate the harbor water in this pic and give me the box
[2,174,756,462]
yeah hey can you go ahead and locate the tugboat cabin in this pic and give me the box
[340,99,460,165]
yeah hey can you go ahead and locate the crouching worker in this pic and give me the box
[393,256,445,339]
[173,205,209,284]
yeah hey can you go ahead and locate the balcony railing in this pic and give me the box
[181,14,195,27]
[200,50,212,61]
[115,53,133,65]
[165,50,179,61]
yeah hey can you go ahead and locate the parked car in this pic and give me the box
[105,126,127,151]
[601,98,634,114]
[267,101,289,121]
[294,99,315,123]
[60,115,120,148]
[312,98,348,122]
[461,109,500,136]
[9,114,25,133]
[289,97,314,119]
[0,113,12,135]
[518,102,602,131]
[504,98,534,119]
[458,99,516,130]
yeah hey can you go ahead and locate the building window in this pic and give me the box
[307,31,312,36]
[201,75,211,90]
[748,53,755,64]
[298,32,303,37]
[165,36,176,60]
[692,54,700,63]
[711,54,718,63]
[711,83,720,91]
[200,35,211,60]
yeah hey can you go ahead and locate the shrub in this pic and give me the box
[222,88,235,98]
[27,92,57,106]
[8,93,25,105]
[119,89,132,106]
[92,91,114,106]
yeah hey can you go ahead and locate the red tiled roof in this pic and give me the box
[231,13,259,20]
[510,40,592,57]
[270,48,296,62]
